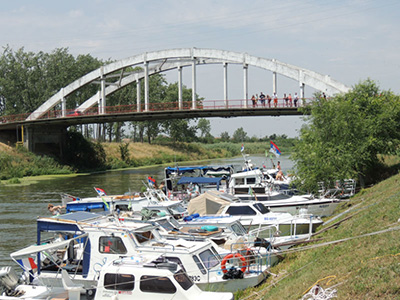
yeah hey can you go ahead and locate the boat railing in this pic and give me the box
[205,247,268,283]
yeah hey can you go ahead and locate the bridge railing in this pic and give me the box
[0,98,311,125]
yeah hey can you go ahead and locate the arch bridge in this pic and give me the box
[0,48,350,156]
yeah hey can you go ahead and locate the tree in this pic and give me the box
[220,131,230,142]
[197,118,211,138]
[292,79,400,192]
[232,127,248,143]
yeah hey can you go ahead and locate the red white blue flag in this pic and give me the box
[148,176,156,186]
[269,141,281,157]
[241,144,244,152]
[94,187,107,196]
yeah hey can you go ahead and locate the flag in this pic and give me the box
[269,141,281,157]
[94,187,107,196]
[148,176,156,186]
[241,144,244,152]
[248,187,254,196]
[16,257,37,272]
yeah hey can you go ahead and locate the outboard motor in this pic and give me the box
[0,267,20,295]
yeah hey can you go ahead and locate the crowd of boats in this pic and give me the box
[0,153,356,300]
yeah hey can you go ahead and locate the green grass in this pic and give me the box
[237,173,400,299]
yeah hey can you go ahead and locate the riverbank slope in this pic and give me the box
[239,172,400,300]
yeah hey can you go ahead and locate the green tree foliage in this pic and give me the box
[0,46,102,115]
[197,118,211,138]
[292,79,400,192]
[232,127,248,143]
[220,131,230,142]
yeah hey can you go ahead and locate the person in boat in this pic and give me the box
[276,170,285,181]
[277,161,281,171]
[47,203,65,216]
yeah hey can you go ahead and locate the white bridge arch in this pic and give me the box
[27,48,351,121]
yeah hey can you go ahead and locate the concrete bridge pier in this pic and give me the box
[24,125,68,158]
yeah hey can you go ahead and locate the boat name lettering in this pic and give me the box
[118,291,132,295]
[102,291,114,297]
[189,275,201,282]
[264,217,277,220]
[319,205,329,208]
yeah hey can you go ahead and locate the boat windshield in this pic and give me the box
[173,271,194,290]
[231,223,247,236]
[253,203,270,214]
[199,249,220,269]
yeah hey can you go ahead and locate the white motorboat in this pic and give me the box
[228,168,343,217]
[9,211,271,293]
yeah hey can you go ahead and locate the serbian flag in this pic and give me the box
[148,176,156,186]
[94,187,107,196]
[269,141,281,157]
[241,144,244,152]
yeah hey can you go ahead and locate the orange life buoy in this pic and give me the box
[220,253,247,274]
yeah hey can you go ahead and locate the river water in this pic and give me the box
[0,154,293,268]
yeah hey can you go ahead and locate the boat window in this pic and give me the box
[164,257,186,272]
[199,249,219,269]
[254,203,270,214]
[99,236,127,254]
[210,246,222,260]
[236,178,245,185]
[115,204,129,211]
[192,255,206,274]
[134,231,154,244]
[246,177,256,184]
[231,223,246,236]
[140,275,177,294]
[174,271,194,290]
[170,204,186,213]
[226,205,256,216]
[104,273,134,291]
[156,219,175,231]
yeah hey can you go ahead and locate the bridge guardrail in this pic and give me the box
[0,98,311,125]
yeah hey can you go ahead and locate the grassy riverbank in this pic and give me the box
[237,172,400,300]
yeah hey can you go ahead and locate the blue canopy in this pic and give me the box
[177,176,222,190]
[165,165,233,176]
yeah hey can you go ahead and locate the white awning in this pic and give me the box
[10,233,88,258]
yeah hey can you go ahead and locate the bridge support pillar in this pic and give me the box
[243,64,248,108]
[100,67,106,114]
[24,125,67,158]
[223,62,228,108]
[144,61,149,111]
[273,72,277,94]
[136,75,141,112]
[191,60,197,109]
[300,83,305,100]
[61,88,66,117]
[178,66,183,110]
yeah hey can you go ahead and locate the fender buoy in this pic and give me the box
[221,253,247,274]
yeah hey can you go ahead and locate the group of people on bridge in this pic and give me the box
[250,92,299,108]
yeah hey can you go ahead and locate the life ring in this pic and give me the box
[221,253,247,274]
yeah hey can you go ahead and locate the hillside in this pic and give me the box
[239,173,400,299]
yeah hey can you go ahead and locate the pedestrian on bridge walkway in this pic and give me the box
[273,92,278,107]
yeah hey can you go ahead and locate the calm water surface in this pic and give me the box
[0,154,293,268]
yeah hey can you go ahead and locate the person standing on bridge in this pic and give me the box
[284,93,288,107]
[251,95,256,107]
[294,92,299,107]
[260,92,266,107]
[273,92,278,107]
[267,94,272,108]
[288,94,293,107]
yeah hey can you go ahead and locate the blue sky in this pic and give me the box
[1,0,399,138]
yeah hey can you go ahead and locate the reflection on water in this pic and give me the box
[0,154,293,267]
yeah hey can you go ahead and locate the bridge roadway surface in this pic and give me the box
[0,99,305,131]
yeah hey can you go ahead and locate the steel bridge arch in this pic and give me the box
[27,48,351,121]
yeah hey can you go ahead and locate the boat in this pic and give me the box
[93,256,234,300]
[187,191,323,238]
[0,254,234,300]
[228,168,344,217]
[9,211,271,293]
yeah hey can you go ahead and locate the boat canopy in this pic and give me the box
[177,176,222,189]
[164,165,233,176]
[10,233,88,258]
